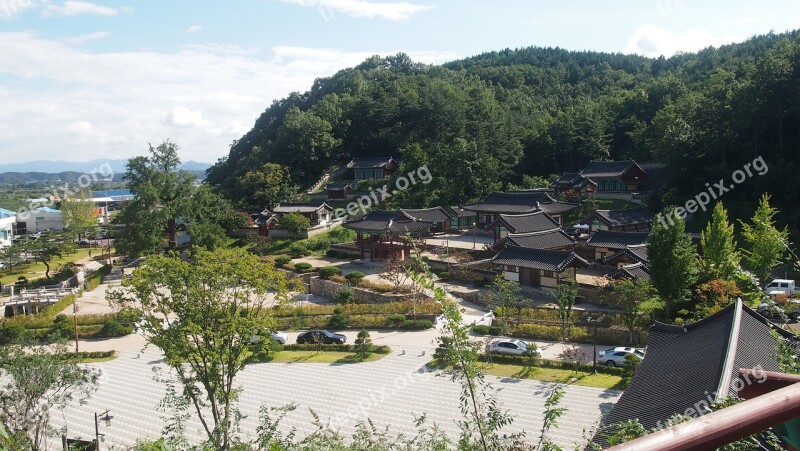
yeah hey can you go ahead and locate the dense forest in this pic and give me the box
[206,31,800,231]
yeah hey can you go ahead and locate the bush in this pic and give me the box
[472,324,502,335]
[399,319,433,330]
[116,307,142,325]
[283,343,391,354]
[0,324,26,345]
[50,314,73,339]
[334,284,355,304]
[289,242,309,257]
[345,271,365,286]
[387,313,406,325]
[99,319,132,338]
[355,330,372,357]
[327,307,349,329]
[274,255,292,267]
[318,266,342,279]
[294,262,313,273]
[437,271,450,280]
[325,249,340,258]
[473,277,493,287]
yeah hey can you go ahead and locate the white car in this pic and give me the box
[488,338,539,356]
[598,347,645,366]
[251,331,288,345]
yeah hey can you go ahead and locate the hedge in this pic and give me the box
[487,355,626,376]
[273,314,436,331]
[269,301,442,318]
[472,324,503,336]
[506,323,636,346]
[84,264,112,292]
[282,343,391,354]
[494,306,624,328]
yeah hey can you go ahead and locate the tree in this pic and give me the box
[116,140,196,256]
[700,202,740,280]
[0,338,99,450]
[29,232,73,279]
[553,279,579,341]
[648,208,698,320]
[379,256,410,293]
[237,163,296,210]
[279,213,311,236]
[354,330,372,358]
[487,275,524,335]
[610,279,657,345]
[740,194,789,284]
[107,248,292,449]
[60,194,98,240]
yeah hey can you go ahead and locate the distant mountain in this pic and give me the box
[0,159,211,175]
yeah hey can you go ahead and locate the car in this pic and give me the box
[296,329,347,344]
[271,331,289,344]
[758,300,800,321]
[764,279,799,297]
[488,338,539,356]
[598,347,645,366]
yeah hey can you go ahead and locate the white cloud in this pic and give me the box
[186,24,203,33]
[624,24,742,57]
[64,31,110,45]
[280,0,433,21]
[42,0,129,17]
[0,0,39,19]
[0,31,457,163]
[165,107,209,128]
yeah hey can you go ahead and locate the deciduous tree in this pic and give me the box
[740,194,788,284]
[648,208,698,320]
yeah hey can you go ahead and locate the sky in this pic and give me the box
[0,0,798,165]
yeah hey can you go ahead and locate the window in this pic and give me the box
[543,270,554,278]
[504,265,518,273]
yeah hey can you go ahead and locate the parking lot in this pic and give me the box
[52,346,620,449]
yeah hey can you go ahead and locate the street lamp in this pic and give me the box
[588,317,598,371]
[94,410,112,450]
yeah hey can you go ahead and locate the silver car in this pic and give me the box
[598,347,645,366]
[488,338,539,356]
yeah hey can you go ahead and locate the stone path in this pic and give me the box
[52,346,619,449]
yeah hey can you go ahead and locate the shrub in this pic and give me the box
[99,319,132,338]
[50,314,73,339]
[387,313,406,325]
[318,266,342,279]
[0,324,26,345]
[274,255,292,267]
[472,324,502,335]
[334,284,355,304]
[281,213,311,235]
[437,271,450,280]
[327,307,349,329]
[283,343,390,354]
[473,277,492,287]
[399,319,433,330]
[116,307,142,325]
[325,249,339,258]
[345,271,365,286]
[355,330,372,357]
[294,262,313,273]
[289,242,309,257]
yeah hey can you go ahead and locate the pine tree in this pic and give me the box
[740,194,789,284]
[700,202,740,280]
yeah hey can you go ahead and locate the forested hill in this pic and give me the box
[206,31,800,229]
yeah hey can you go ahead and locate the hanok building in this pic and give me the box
[582,206,654,232]
[591,300,800,448]
[580,159,647,192]
[343,210,433,260]
[499,230,575,251]
[448,206,477,230]
[485,211,562,242]
[585,230,649,261]
[549,172,597,197]
[608,262,651,283]
[602,244,649,268]
[460,190,578,227]
[272,202,334,228]
[346,157,401,181]
[492,245,588,288]
[325,181,355,200]
[401,207,452,234]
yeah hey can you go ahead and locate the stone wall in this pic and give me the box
[310,277,412,304]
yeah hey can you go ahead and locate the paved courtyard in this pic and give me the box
[52,346,620,449]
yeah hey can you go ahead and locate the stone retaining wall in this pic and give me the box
[310,277,411,304]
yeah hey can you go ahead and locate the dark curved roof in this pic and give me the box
[461,190,578,215]
[274,202,332,213]
[592,301,800,447]
[401,207,451,223]
[581,160,643,178]
[503,230,575,250]
[492,245,588,272]
[584,207,654,227]
[486,211,561,234]
[586,230,649,248]
[343,210,433,234]
[602,245,649,265]
[550,172,597,189]
[608,262,651,282]
[346,157,400,169]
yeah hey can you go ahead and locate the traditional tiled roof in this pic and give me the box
[592,301,800,447]
[343,210,433,234]
[584,207,655,227]
[608,262,651,282]
[460,190,578,215]
[273,202,333,214]
[602,245,649,265]
[346,157,400,169]
[253,209,272,226]
[492,245,588,272]
[401,207,451,223]
[486,211,561,234]
[449,206,475,217]
[581,160,644,178]
[550,172,597,190]
[586,230,649,248]
[502,230,575,250]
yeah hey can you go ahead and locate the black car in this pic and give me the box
[296,329,347,344]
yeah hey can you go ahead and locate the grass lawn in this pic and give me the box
[261,350,389,364]
[481,362,630,390]
[1,247,98,286]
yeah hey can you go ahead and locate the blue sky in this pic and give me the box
[1,0,798,165]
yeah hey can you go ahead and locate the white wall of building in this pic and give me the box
[0,216,14,247]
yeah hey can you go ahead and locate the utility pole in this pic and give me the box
[589,317,598,372]
[73,302,79,352]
